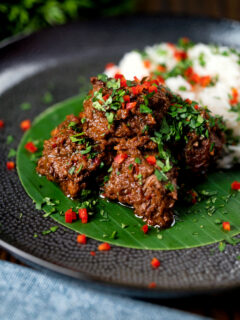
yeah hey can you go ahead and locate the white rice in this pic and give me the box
[105,42,240,168]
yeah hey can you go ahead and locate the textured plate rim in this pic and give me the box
[1,14,240,295]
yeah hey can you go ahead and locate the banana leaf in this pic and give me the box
[17,95,240,250]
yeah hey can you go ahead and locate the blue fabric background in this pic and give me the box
[0,260,209,320]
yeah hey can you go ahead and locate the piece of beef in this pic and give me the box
[183,114,225,174]
[36,75,225,228]
[80,76,170,143]
[36,114,104,198]
[103,136,178,228]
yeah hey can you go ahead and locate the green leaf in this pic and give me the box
[20,102,31,110]
[43,91,53,104]
[140,104,152,114]
[218,241,226,252]
[154,169,168,182]
[17,95,240,250]
[105,112,114,124]
[6,135,14,144]
[8,148,17,158]
[97,74,108,82]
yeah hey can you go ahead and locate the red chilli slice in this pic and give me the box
[120,79,127,88]
[6,161,15,170]
[77,234,87,244]
[90,251,96,256]
[222,222,231,231]
[20,119,31,131]
[143,60,151,69]
[98,243,111,251]
[231,181,240,190]
[65,208,77,223]
[103,94,110,101]
[142,224,148,234]
[123,95,130,102]
[146,155,156,165]
[25,142,38,153]
[79,208,88,224]
[114,73,124,80]
[126,102,137,110]
[229,88,238,105]
[114,153,128,164]
[105,62,115,69]
[0,120,4,128]
[148,86,158,94]
[148,282,157,289]
[151,257,161,269]
[65,209,73,223]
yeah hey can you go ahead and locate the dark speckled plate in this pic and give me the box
[0,16,240,298]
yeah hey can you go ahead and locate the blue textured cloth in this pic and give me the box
[0,260,208,320]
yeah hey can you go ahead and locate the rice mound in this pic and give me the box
[105,41,240,168]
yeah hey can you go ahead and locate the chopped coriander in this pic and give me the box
[76,164,83,174]
[140,104,152,114]
[99,162,104,169]
[42,197,55,206]
[68,121,77,128]
[178,86,187,91]
[106,112,114,124]
[135,157,141,164]
[110,230,118,239]
[35,202,42,210]
[196,115,204,126]
[33,233,38,238]
[50,226,59,232]
[20,102,31,110]
[128,164,133,170]
[221,50,229,56]
[70,132,85,143]
[43,91,53,104]
[8,148,17,158]
[68,166,76,175]
[43,209,56,218]
[42,226,59,235]
[81,117,86,124]
[116,171,120,175]
[218,241,226,252]
[103,175,109,183]
[92,101,105,112]
[19,213,23,219]
[142,125,149,133]
[155,169,168,182]
[210,142,215,152]
[6,135,14,144]
[42,229,51,235]
[80,146,92,154]
[198,52,206,67]
[97,74,108,82]
[106,78,120,90]
[166,182,174,192]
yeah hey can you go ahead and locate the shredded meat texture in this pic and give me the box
[37,115,104,198]
[80,77,170,142]
[103,137,177,228]
[36,75,225,228]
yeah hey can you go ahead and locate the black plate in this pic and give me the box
[1,15,240,298]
